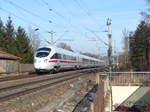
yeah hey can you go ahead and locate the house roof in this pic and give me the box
[0,50,21,60]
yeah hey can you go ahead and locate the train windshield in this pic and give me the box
[36,52,49,58]
[37,47,51,52]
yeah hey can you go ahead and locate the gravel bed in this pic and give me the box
[0,74,95,112]
[0,72,25,78]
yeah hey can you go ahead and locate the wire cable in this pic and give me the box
[0,7,47,33]
[4,0,53,25]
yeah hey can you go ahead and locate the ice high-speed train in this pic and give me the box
[34,45,104,73]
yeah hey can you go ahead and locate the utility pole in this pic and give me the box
[106,18,112,72]
[106,19,113,112]
[48,30,55,45]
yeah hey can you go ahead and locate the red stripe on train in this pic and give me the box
[49,60,79,63]
[49,60,96,64]
[49,60,58,62]
[59,60,79,63]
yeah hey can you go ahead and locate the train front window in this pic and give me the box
[36,52,49,57]
[37,47,51,52]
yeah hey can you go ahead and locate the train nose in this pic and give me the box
[34,58,54,71]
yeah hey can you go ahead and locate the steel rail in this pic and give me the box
[0,67,99,82]
[0,68,100,102]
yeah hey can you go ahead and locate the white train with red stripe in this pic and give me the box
[34,45,103,73]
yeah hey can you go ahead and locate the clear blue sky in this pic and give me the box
[0,0,148,55]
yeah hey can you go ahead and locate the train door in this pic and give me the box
[61,54,67,69]
[50,53,61,71]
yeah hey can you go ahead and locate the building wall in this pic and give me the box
[0,59,35,73]
[19,64,35,72]
[0,59,19,73]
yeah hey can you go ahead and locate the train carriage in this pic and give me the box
[34,45,103,73]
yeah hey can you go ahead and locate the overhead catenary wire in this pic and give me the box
[85,27,108,46]
[40,0,103,39]
[43,0,107,47]
[2,0,69,40]
[73,0,91,16]
[56,0,75,17]
[3,0,107,48]
[37,0,76,36]
[0,7,51,43]
[36,0,76,43]
[72,0,99,26]
[79,0,106,30]
[56,0,87,30]
[3,0,55,26]
[39,0,92,31]
[0,7,45,31]
[39,0,70,23]
[71,0,108,46]
[72,0,107,42]
[1,0,105,53]
[0,7,49,46]
[37,0,88,44]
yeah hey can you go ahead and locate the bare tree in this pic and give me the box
[141,0,150,22]
[57,42,73,52]
[120,28,130,70]
[122,28,129,53]
[28,26,41,51]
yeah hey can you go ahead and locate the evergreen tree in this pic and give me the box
[0,18,5,50]
[16,26,33,63]
[0,17,34,63]
[130,21,150,70]
[4,17,16,54]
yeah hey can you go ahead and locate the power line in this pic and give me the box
[37,0,107,47]
[0,7,47,33]
[71,0,107,45]
[37,0,74,41]
[1,0,106,48]
[40,0,89,31]
[72,0,99,26]
[84,27,108,46]
[36,0,75,36]
[4,0,52,25]
[73,0,90,16]
[39,0,69,23]
[56,0,87,29]
[40,0,94,33]
[79,0,106,30]
[37,0,90,43]
[56,0,74,17]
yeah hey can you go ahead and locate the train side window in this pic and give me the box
[73,57,76,61]
[70,56,73,60]
[67,55,70,60]
[51,53,61,59]
[57,54,61,59]
[63,55,66,60]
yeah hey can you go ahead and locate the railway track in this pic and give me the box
[0,72,37,82]
[0,68,100,102]
[0,67,99,82]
